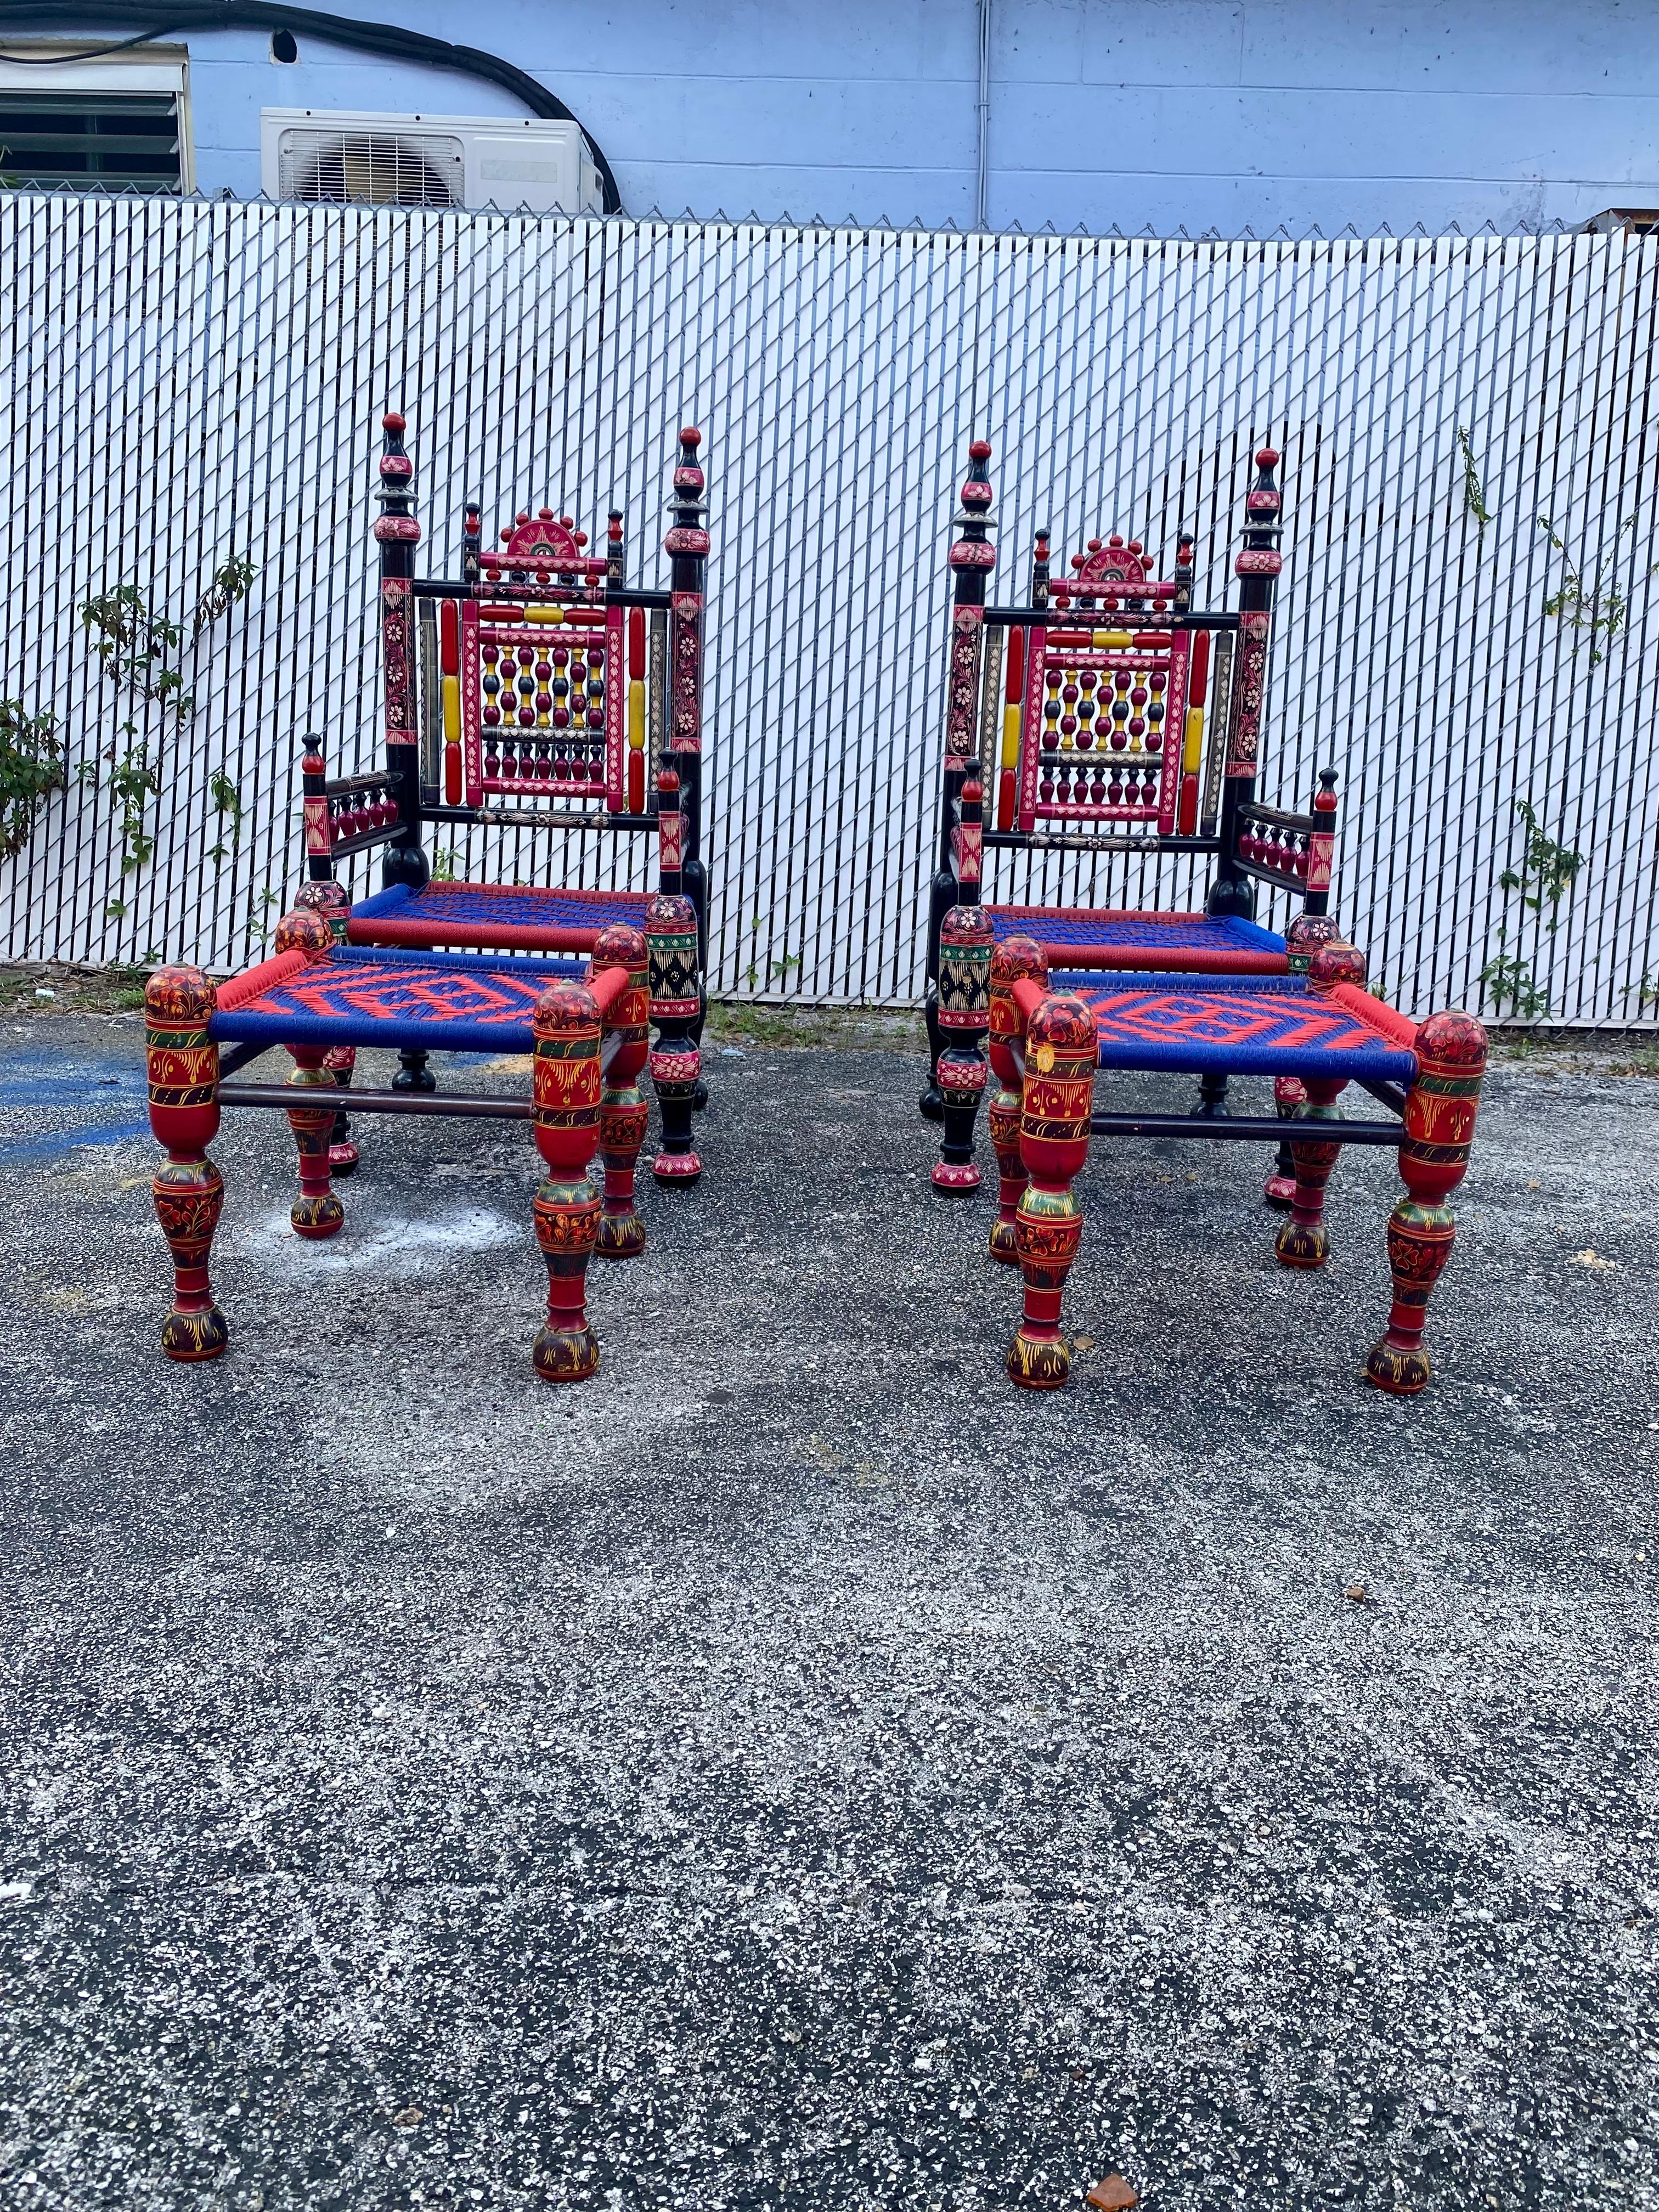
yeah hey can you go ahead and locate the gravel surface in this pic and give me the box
[1,1012,1655,2211]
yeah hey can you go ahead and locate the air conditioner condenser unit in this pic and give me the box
[261,109,602,213]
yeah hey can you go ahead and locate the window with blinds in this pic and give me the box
[0,91,182,191]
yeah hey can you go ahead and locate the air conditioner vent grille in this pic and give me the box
[277,127,465,208]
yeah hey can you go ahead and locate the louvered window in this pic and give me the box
[0,91,180,191]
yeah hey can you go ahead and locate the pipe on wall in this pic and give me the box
[975,0,991,230]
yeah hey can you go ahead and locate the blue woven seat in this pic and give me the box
[1053,968,1418,1082]
[211,945,584,1057]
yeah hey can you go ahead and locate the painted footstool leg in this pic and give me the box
[1365,1011,1487,1395]
[1008,992,1097,1390]
[1274,1076,1348,1268]
[293,881,358,1174]
[1263,1074,1305,1207]
[986,936,1047,1261]
[646,891,703,1186]
[146,967,229,1362]
[531,980,605,1381]
[286,1047,346,1240]
[933,902,994,1190]
[591,922,650,1259]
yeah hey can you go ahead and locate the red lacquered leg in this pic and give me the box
[986,936,1047,1262]
[146,967,229,1362]
[646,891,702,1186]
[1365,1012,1487,1395]
[324,1044,358,1176]
[1263,1074,1304,1207]
[286,1046,345,1240]
[932,901,995,1191]
[1273,1076,1347,1268]
[531,980,605,1380]
[591,923,650,1259]
[1008,993,1097,1390]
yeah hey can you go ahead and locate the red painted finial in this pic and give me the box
[679,426,702,447]
[969,439,992,461]
[658,766,680,794]
[1256,445,1280,466]
[382,410,404,433]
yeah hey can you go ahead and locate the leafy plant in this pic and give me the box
[193,558,257,635]
[1479,799,1583,1019]
[206,766,244,863]
[1538,515,1655,665]
[1457,427,1492,544]
[431,848,459,882]
[1477,951,1551,1021]
[0,701,64,858]
[78,726,161,916]
[1500,799,1582,920]
[77,557,256,910]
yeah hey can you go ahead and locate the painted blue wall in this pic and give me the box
[27,1,1659,231]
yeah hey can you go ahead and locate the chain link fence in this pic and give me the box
[2,194,1655,1024]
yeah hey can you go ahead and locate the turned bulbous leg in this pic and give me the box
[153,1154,229,1361]
[324,1044,358,1176]
[1364,1199,1454,1394]
[1264,1074,1304,1208]
[532,1176,603,1380]
[286,1048,345,1240]
[650,1046,703,1184]
[1274,1078,1347,1269]
[1008,1187,1082,1388]
[986,1088,1025,1265]
[596,1087,648,1259]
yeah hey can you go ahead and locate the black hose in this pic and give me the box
[0,0,622,211]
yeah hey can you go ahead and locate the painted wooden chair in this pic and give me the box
[922,436,1342,1198]
[144,885,704,1381]
[301,410,710,1184]
[930,912,1487,1398]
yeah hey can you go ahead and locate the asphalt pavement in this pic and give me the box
[1,1010,1655,2211]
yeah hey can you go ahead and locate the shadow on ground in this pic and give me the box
[1,1012,1655,2211]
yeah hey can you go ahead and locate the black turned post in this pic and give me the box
[1173,528,1195,616]
[301,741,335,884]
[1206,444,1283,922]
[374,409,431,896]
[664,427,710,1099]
[461,500,482,591]
[1030,526,1051,610]
[606,506,625,589]
[922,432,996,1121]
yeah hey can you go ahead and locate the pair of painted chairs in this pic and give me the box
[145,421,1486,1396]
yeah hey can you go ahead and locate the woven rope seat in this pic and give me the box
[348,881,650,954]
[210,944,585,1056]
[987,906,1286,974]
[1052,968,1419,1082]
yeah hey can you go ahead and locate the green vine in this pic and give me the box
[1457,427,1492,545]
[1537,516,1654,665]
[1479,799,1583,1019]
[78,558,256,913]
[0,702,65,859]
